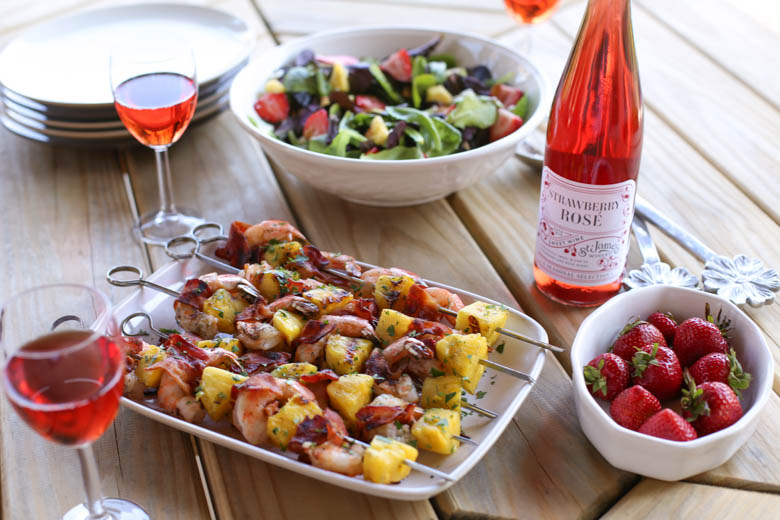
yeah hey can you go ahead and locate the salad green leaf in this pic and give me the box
[387,106,441,153]
[404,127,424,146]
[428,61,448,83]
[446,89,498,129]
[412,73,437,108]
[362,146,424,160]
[368,63,402,103]
[512,94,529,120]
[487,71,515,87]
[428,118,462,157]
[412,56,427,78]
[315,67,331,97]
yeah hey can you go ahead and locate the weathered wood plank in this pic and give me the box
[603,479,780,519]
[554,1,780,224]
[272,170,634,520]
[0,132,211,519]
[125,112,439,519]
[635,0,780,110]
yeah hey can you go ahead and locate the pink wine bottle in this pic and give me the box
[533,0,643,306]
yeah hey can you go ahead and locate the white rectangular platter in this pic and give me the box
[113,257,547,500]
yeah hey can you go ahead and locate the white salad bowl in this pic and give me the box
[571,285,773,481]
[229,26,547,207]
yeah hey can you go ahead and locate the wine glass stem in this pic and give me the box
[154,146,176,214]
[78,444,111,519]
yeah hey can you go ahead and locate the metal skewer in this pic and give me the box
[345,436,455,481]
[322,267,563,353]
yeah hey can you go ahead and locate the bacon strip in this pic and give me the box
[299,369,339,385]
[215,221,252,268]
[295,320,336,347]
[288,408,349,455]
[404,283,441,322]
[235,350,291,375]
[176,279,213,309]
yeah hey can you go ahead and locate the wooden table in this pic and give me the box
[2,1,779,518]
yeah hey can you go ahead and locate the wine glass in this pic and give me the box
[1,284,149,520]
[110,45,204,245]
[503,0,561,53]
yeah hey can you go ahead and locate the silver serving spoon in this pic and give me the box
[624,215,699,290]
[634,196,779,307]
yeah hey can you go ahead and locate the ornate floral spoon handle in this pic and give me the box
[633,196,779,307]
[624,215,698,290]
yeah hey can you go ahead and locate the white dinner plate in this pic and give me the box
[114,255,547,500]
[2,82,232,131]
[0,3,253,107]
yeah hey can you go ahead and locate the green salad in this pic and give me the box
[251,37,529,160]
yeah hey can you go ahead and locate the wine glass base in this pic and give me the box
[133,208,204,246]
[63,498,150,520]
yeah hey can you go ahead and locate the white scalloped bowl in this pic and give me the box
[229,26,547,207]
[571,285,773,481]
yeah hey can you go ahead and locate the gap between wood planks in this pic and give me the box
[115,148,219,520]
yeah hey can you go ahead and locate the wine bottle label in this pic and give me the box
[534,166,636,286]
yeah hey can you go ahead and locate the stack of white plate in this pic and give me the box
[0,3,253,147]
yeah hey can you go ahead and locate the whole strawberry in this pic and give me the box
[583,353,630,400]
[611,319,667,362]
[689,348,752,396]
[638,409,697,441]
[674,305,729,367]
[681,373,743,436]
[647,312,677,344]
[631,342,683,401]
[610,385,661,431]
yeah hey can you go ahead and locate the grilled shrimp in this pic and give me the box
[405,357,446,383]
[321,315,376,340]
[357,267,422,298]
[376,373,419,404]
[425,287,464,325]
[245,220,306,248]
[321,251,361,277]
[174,301,218,339]
[294,335,329,365]
[383,337,433,366]
[238,262,273,289]
[232,375,315,445]
[199,272,247,293]
[268,295,320,318]
[232,374,286,445]
[307,442,365,476]
[154,359,206,423]
[237,321,285,351]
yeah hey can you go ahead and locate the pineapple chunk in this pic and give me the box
[272,310,305,344]
[426,85,453,105]
[271,362,318,380]
[455,301,509,346]
[420,375,462,411]
[135,343,166,388]
[362,436,419,484]
[329,62,349,92]
[376,309,414,345]
[198,336,243,356]
[435,334,488,394]
[373,275,416,310]
[326,374,373,428]
[258,269,299,301]
[202,288,248,334]
[265,78,285,94]
[325,334,373,375]
[263,241,303,268]
[303,286,353,315]
[365,116,389,146]
[197,367,247,421]
[411,408,461,454]
[267,395,322,449]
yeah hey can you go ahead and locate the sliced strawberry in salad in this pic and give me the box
[489,108,523,142]
[490,84,524,108]
[303,108,329,139]
[316,54,359,66]
[355,95,386,112]
[254,93,290,124]
[380,48,412,82]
